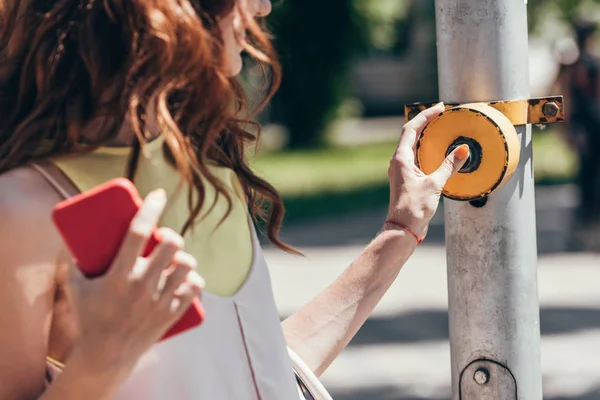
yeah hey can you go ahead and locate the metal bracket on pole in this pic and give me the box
[403,96,565,125]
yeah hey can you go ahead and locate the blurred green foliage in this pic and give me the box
[266,0,600,150]
[267,0,424,149]
[353,0,412,53]
[267,0,370,149]
[528,0,600,33]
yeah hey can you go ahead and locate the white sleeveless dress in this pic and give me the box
[32,161,332,400]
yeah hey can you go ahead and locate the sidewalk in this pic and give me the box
[265,244,599,400]
[263,184,599,400]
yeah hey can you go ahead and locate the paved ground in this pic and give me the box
[262,185,600,399]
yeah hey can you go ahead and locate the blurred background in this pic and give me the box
[252,0,599,399]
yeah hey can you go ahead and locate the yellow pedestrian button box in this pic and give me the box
[405,96,565,201]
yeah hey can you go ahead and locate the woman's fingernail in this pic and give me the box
[455,144,470,160]
[149,189,167,205]
[190,273,206,289]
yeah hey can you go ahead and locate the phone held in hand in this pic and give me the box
[52,178,205,341]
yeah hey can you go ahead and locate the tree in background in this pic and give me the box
[267,0,369,149]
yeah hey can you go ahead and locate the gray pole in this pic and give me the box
[434,1,543,399]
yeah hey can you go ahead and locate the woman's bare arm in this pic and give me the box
[282,227,415,377]
[0,170,123,400]
[0,170,61,399]
[282,104,469,376]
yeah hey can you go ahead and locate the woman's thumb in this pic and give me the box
[430,144,470,187]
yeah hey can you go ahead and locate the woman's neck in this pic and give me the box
[83,113,161,148]
[84,93,162,148]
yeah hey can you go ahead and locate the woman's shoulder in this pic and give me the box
[0,167,63,399]
[0,166,64,252]
[0,166,63,214]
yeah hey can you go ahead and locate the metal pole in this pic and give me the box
[434,1,543,399]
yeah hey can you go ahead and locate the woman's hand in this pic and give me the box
[66,189,204,380]
[386,103,470,239]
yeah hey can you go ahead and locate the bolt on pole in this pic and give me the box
[434,0,543,399]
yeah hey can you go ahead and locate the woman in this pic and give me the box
[0,0,469,399]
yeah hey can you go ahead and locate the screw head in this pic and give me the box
[542,102,559,117]
[474,368,490,385]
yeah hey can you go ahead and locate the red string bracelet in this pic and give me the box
[384,219,425,245]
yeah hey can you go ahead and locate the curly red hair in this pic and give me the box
[0,0,295,252]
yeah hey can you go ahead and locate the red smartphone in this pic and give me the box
[52,178,205,341]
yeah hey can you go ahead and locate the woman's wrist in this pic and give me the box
[376,223,420,261]
[384,211,430,243]
[45,349,130,400]
[383,219,426,245]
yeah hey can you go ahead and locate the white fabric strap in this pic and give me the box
[30,162,73,199]
[288,347,333,400]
